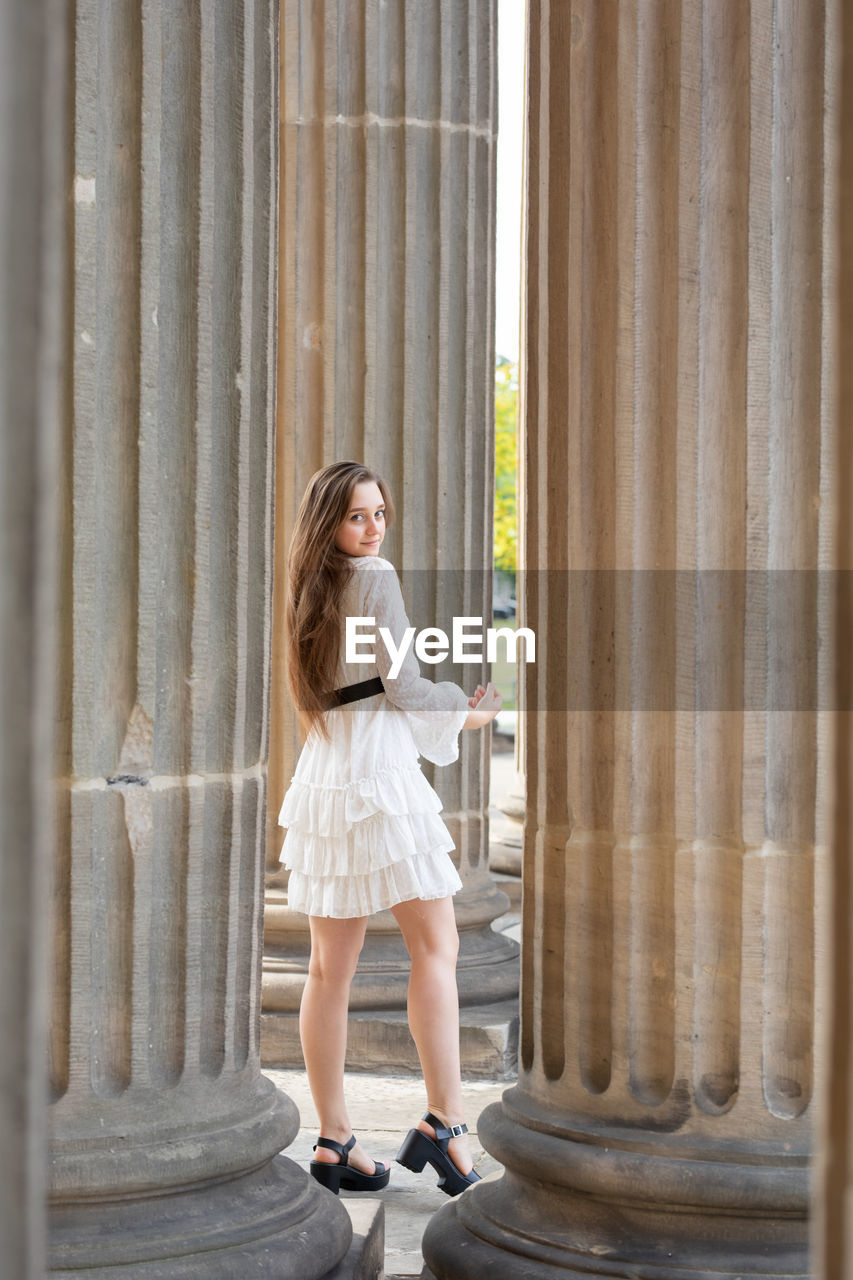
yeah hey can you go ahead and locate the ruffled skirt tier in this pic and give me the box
[278,762,462,918]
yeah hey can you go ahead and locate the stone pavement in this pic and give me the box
[265,1067,512,1279]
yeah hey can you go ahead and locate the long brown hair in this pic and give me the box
[286,461,395,741]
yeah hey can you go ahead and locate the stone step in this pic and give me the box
[262,999,519,1081]
[324,1200,385,1280]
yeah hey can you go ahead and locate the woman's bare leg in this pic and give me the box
[390,895,473,1176]
[300,914,381,1175]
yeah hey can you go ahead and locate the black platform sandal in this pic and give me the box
[396,1111,482,1197]
[309,1135,390,1195]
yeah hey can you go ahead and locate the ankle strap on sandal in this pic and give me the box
[423,1111,468,1143]
[313,1134,356,1165]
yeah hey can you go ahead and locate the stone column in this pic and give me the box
[816,1,852,1273]
[264,0,519,1077]
[0,3,68,1276]
[424,1,833,1275]
[47,4,354,1275]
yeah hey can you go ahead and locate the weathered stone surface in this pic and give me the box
[488,749,524,893]
[814,5,853,1274]
[0,4,69,1276]
[423,1,834,1275]
[49,1157,352,1279]
[45,2,355,1274]
[326,1201,385,1280]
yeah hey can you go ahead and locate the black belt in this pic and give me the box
[321,675,385,710]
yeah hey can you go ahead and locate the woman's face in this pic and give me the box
[334,480,386,557]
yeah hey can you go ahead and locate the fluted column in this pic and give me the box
[424,1,833,1275]
[0,3,69,1276]
[47,4,353,1275]
[264,0,518,1073]
[816,1,852,1273]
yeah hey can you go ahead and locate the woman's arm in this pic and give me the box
[362,560,469,715]
[356,558,500,763]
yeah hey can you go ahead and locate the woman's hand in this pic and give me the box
[463,681,502,729]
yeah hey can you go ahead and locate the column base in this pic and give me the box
[490,865,522,908]
[423,1187,809,1280]
[49,1155,356,1279]
[487,806,523,901]
[421,1094,809,1280]
[261,1001,519,1080]
[264,892,520,1014]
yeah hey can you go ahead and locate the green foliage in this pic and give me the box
[494,359,518,573]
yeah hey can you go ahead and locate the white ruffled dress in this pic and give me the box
[278,555,470,918]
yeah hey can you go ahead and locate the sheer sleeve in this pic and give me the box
[359,558,469,766]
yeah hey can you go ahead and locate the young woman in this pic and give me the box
[278,460,502,1197]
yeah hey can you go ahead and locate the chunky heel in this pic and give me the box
[309,1160,345,1194]
[309,1134,390,1196]
[396,1127,430,1173]
[395,1113,483,1198]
